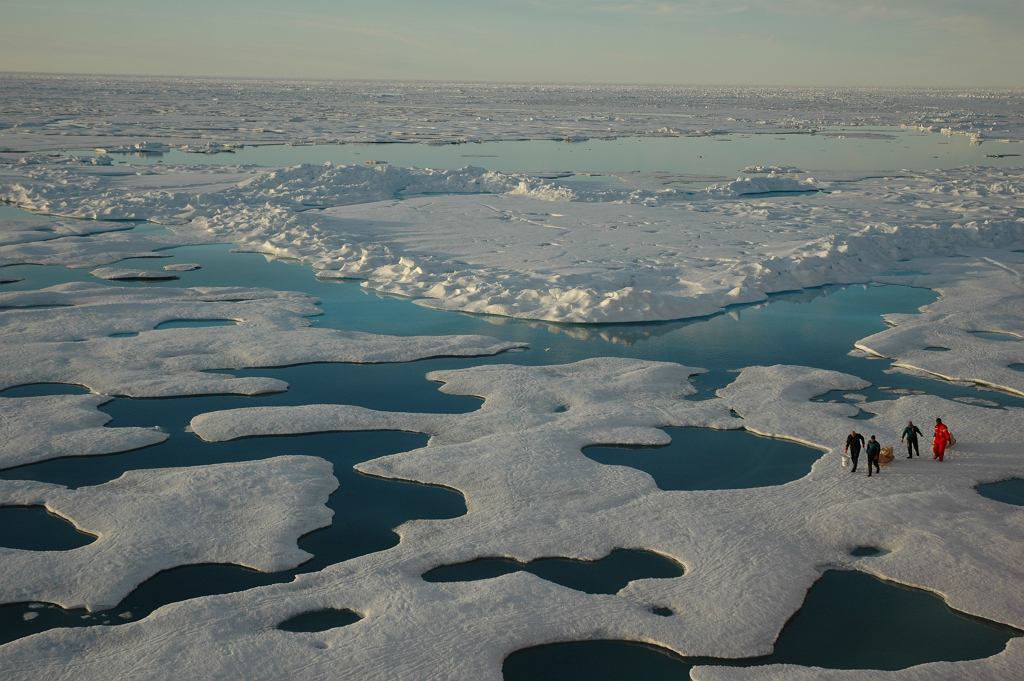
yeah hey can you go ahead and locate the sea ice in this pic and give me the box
[0,283,522,396]
[3,359,1020,679]
[0,456,336,611]
[162,262,201,272]
[90,267,179,281]
[0,394,167,469]
[2,76,1022,151]
[862,257,1024,396]
[2,161,1019,331]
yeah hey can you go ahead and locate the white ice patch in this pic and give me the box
[742,165,804,174]
[2,161,1020,328]
[0,394,167,469]
[0,456,336,611]
[0,283,523,397]
[4,359,1021,679]
[862,257,1024,396]
[162,262,201,272]
[90,267,179,281]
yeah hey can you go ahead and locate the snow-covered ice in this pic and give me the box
[162,262,201,272]
[3,358,1021,679]
[0,394,167,469]
[2,76,1023,151]
[0,456,336,611]
[0,282,522,396]
[90,266,179,281]
[2,160,1019,332]
[2,76,1022,679]
[860,258,1024,396]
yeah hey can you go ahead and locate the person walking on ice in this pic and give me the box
[933,418,953,462]
[865,435,882,477]
[902,420,923,458]
[845,430,865,473]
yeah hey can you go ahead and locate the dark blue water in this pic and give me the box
[277,608,362,633]
[0,506,95,551]
[153,319,238,330]
[583,428,822,491]
[976,479,1024,506]
[849,546,888,557]
[502,570,1020,678]
[422,549,683,595]
[0,429,468,644]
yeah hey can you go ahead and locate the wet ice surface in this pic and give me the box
[1,96,1023,680]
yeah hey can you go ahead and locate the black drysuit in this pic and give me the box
[846,433,865,472]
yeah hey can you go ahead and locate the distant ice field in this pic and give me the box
[76,127,1020,184]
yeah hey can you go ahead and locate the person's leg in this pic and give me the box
[874,455,880,474]
[911,439,919,457]
[906,440,913,458]
[850,451,859,472]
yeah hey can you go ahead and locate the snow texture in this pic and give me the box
[162,262,201,271]
[861,257,1024,396]
[2,76,1023,151]
[0,394,167,469]
[0,456,336,611]
[0,282,522,396]
[1,160,1019,333]
[5,359,1020,679]
[90,266,179,281]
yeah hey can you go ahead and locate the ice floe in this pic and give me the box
[863,257,1024,396]
[162,262,201,272]
[2,160,1019,330]
[3,358,1021,679]
[0,283,522,396]
[0,456,336,611]
[90,266,179,281]
[0,394,167,469]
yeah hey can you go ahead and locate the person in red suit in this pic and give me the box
[932,418,953,461]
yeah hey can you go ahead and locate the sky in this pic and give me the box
[0,0,1021,87]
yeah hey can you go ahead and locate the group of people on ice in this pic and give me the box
[843,418,954,476]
